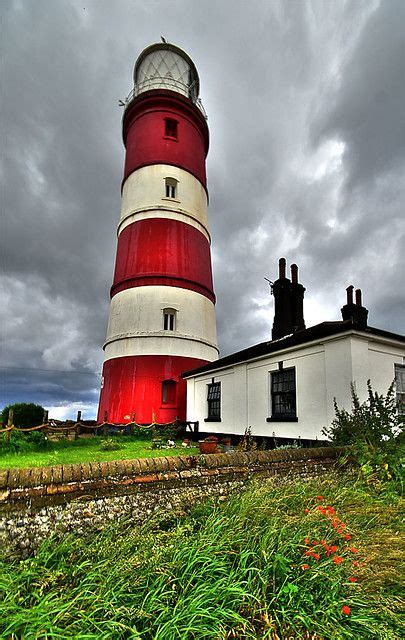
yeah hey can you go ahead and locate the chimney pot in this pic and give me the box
[355,288,362,306]
[346,285,354,305]
[291,263,298,284]
[279,257,286,279]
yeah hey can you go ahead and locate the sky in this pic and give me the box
[1,0,404,420]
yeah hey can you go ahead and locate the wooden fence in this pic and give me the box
[0,409,199,442]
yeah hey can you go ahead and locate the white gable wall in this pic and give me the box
[186,331,404,439]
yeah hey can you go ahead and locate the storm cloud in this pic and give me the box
[1,0,404,418]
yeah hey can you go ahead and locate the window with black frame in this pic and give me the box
[269,368,297,421]
[206,382,221,421]
[395,363,405,417]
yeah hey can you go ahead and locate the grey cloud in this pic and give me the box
[1,0,404,417]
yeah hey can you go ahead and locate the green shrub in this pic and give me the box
[0,429,48,454]
[152,422,181,441]
[0,402,45,428]
[323,380,402,449]
[0,402,48,453]
[99,438,124,451]
[323,380,404,493]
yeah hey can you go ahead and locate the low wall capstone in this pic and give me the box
[0,446,345,558]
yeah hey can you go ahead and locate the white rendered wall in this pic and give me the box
[104,286,218,362]
[120,165,209,237]
[186,332,405,439]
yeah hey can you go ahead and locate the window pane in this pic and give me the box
[207,383,221,418]
[271,369,296,418]
[162,380,176,404]
[163,310,175,331]
[165,119,177,138]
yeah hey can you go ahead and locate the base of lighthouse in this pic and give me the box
[97,355,208,424]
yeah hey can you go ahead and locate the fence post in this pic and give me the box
[6,408,13,445]
[43,410,49,441]
[130,412,136,435]
[75,411,81,440]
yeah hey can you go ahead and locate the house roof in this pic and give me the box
[182,320,405,378]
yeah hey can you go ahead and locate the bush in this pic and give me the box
[0,429,48,454]
[99,438,124,451]
[0,403,48,453]
[322,380,402,449]
[323,381,404,493]
[236,426,257,451]
[152,422,182,441]
[0,403,45,428]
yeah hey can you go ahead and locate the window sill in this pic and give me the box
[266,416,298,422]
[162,197,181,204]
[204,417,221,422]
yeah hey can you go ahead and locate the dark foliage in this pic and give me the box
[1,403,45,428]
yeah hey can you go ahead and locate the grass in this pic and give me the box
[1,471,403,639]
[0,435,199,469]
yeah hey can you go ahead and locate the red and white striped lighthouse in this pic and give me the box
[97,42,218,424]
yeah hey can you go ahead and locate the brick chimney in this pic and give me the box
[341,285,368,328]
[290,263,306,333]
[271,258,306,340]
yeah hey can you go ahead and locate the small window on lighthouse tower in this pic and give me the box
[165,118,178,139]
[165,177,178,199]
[162,380,176,405]
[163,308,176,331]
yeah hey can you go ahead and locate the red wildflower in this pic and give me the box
[304,508,309,514]
[327,506,335,514]
[344,534,351,540]
[340,523,346,529]
[333,556,343,565]
[341,605,351,616]
[318,506,326,513]
[304,537,310,544]
[301,564,310,570]
[313,553,320,560]
[330,545,338,553]
[349,576,357,583]
[315,495,324,501]
[352,561,359,567]
[337,528,344,534]
[349,547,359,554]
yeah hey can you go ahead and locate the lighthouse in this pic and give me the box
[97,42,219,424]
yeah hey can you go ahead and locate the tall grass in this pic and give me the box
[1,472,403,639]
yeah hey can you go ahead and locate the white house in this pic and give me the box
[183,259,405,443]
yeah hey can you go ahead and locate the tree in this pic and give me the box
[0,402,45,428]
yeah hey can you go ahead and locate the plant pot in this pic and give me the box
[198,440,218,454]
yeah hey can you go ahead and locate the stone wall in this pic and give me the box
[0,447,344,558]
